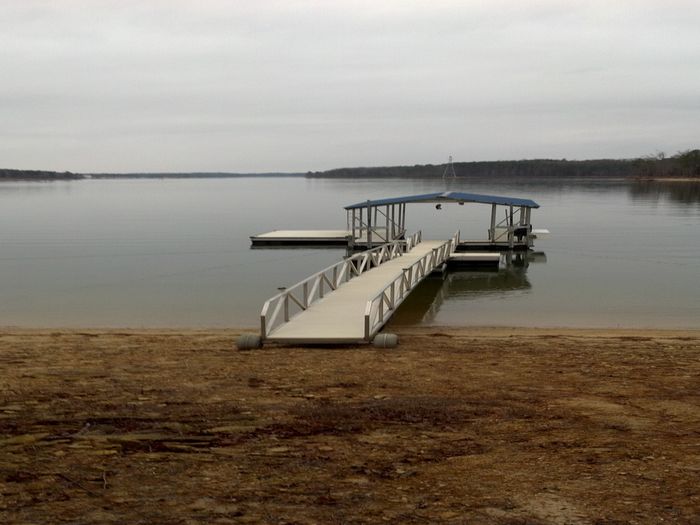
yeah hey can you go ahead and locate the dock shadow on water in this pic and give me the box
[389,253,540,325]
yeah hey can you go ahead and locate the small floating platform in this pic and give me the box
[251,230,351,246]
[455,241,529,252]
[251,228,392,248]
[447,252,502,270]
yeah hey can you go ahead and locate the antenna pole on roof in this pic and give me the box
[442,155,457,179]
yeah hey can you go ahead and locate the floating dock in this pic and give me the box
[251,228,391,248]
[250,191,543,251]
[251,230,351,246]
[244,190,548,347]
[447,252,502,269]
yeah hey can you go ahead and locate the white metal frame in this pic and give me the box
[347,202,408,248]
[363,230,460,340]
[260,232,423,340]
[488,205,532,248]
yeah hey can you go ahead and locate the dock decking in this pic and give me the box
[250,230,351,246]
[260,233,458,344]
[250,228,391,248]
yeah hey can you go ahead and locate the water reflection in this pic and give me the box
[0,181,76,195]
[628,181,700,206]
[2,177,699,328]
[390,252,544,325]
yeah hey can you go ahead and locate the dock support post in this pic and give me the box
[367,201,373,248]
[525,207,532,246]
[352,209,356,240]
[385,205,390,242]
[490,204,496,242]
[508,205,514,248]
[402,203,406,236]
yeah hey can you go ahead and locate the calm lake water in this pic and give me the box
[1,177,698,328]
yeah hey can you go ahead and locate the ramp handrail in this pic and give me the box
[260,231,423,339]
[405,230,422,251]
[363,231,460,341]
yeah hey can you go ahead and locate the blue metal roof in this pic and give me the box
[344,191,539,210]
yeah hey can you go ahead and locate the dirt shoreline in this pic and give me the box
[2,327,700,524]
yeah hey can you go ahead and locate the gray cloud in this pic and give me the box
[1,0,699,171]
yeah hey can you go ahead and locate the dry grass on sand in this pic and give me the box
[1,327,700,524]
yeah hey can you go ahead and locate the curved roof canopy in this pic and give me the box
[344,191,539,210]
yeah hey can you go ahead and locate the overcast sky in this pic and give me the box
[2,0,699,172]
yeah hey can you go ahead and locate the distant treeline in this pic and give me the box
[0,170,303,181]
[2,150,698,181]
[308,150,700,179]
[0,169,82,181]
[632,149,700,179]
[88,172,304,179]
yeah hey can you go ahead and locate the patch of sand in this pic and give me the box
[1,327,700,524]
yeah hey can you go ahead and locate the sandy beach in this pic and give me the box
[2,327,700,524]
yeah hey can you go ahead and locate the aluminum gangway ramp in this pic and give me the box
[260,232,459,344]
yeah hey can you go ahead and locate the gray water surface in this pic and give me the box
[0,178,698,328]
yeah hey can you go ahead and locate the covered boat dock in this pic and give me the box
[343,191,540,250]
[251,190,542,251]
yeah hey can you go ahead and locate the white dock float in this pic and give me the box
[251,230,351,246]
[448,252,502,269]
[250,228,393,247]
[260,232,459,344]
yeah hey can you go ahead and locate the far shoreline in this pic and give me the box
[2,174,699,183]
[3,151,699,182]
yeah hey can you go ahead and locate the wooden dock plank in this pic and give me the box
[267,241,445,343]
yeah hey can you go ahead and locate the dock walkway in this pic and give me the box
[261,233,458,344]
